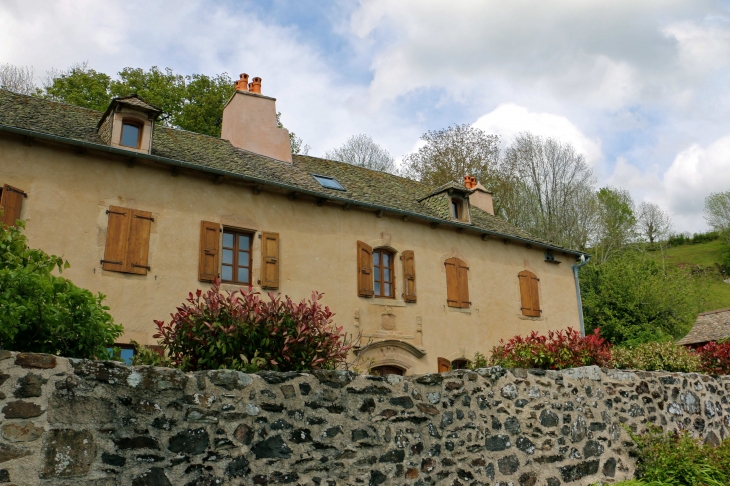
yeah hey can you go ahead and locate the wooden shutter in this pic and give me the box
[0,184,25,228]
[357,241,374,297]
[261,232,280,289]
[438,357,451,373]
[102,206,131,272]
[199,221,221,282]
[402,250,417,303]
[445,257,460,307]
[518,270,541,317]
[457,259,470,308]
[126,209,153,275]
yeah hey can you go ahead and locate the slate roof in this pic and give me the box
[418,180,472,201]
[677,308,730,346]
[0,89,582,255]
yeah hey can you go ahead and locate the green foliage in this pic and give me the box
[593,187,637,264]
[129,340,170,367]
[466,352,489,370]
[0,222,123,359]
[43,62,112,111]
[611,342,702,373]
[581,250,701,346]
[704,191,730,233]
[668,231,721,247]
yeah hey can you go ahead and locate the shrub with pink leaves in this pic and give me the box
[695,340,730,375]
[489,328,612,370]
[153,279,350,372]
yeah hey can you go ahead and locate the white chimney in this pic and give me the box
[221,73,293,163]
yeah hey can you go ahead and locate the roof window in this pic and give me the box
[120,121,142,148]
[312,174,345,191]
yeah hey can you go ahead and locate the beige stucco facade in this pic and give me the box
[0,130,581,374]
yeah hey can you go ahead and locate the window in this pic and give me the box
[370,365,404,376]
[451,199,461,219]
[451,359,470,370]
[373,249,395,298]
[444,257,470,308]
[518,270,541,317]
[102,206,153,275]
[0,184,25,228]
[221,229,253,285]
[107,344,136,365]
[311,174,345,191]
[120,120,142,148]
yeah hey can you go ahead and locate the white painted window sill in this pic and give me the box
[369,298,406,307]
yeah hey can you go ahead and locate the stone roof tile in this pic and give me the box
[677,308,730,345]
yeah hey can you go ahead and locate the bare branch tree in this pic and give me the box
[0,63,37,95]
[401,124,500,186]
[499,133,597,250]
[637,201,672,245]
[704,191,730,233]
[324,134,397,174]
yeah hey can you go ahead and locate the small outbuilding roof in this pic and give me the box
[676,308,730,346]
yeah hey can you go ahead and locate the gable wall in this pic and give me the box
[0,133,580,374]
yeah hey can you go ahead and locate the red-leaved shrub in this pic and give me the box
[153,279,350,372]
[490,328,612,370]
[695,341,730,375]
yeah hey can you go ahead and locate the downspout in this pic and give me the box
[571,255,591,337]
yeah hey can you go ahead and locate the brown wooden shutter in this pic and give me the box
[518,270,541,317]
[457,259,470,308]
[357,240,374,297]
[438,357,451,373]
[402,250,417,303]
[444,257,460,307]
[102,206,131,272]
[126,209,153,275]
[261,232,280,289]
[0,184,25,228]
[199,221,221,282]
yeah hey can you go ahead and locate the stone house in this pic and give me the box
[0,76,587,374]
[677,308,730,347]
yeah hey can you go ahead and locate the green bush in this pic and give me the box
[0,222,123,359]
[611,342,703,373]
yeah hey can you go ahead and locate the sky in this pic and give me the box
[1,0,730,233]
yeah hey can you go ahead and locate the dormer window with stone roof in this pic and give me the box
[418,180,472,224]
[97,95,162,155]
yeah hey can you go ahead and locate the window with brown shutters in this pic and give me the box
[0,184,26,228]
[438,357,451,373]
[261,232,280,289]
[357,241,374,297]
[373,248,395,298]
[221,229,253,285]
[444,257,470,308]
[402,250,416,303]
[101,205,154,275]
[199,221,221,282]
[518,270,541,317]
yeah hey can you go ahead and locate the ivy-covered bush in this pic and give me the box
[0,222,123,359]
[489,328,612,370]
[153,279,350,372]
[611,342,703,373]
[695,340,730,375]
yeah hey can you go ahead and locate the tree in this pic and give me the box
[637,201,672,245]
[401,124,500,187]
[43,62,112,111]
[499,133,597,250]
[592,187,637,264]
[0,222,123,358]
[324,134,398,174]
[0,63,37,95]
[705,191,730,233]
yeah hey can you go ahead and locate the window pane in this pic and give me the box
[383,253,390,266]
[374,267,380,281]
[384,268,391,282]
[121,123,140,148]
[374,281,381,295]
[238,268,249,283]
[239,234,250,250]
[384,283,391,297]
[221,265,233,281]
[238,251,249,265]
[373,252,380,265]
[120,348,135,365]
[223,232,234,248]
[222,249,233,265]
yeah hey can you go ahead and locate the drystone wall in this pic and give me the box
[0,352,729,486]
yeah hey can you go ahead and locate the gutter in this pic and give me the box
[0,123,587,257]
[571,255,591,336]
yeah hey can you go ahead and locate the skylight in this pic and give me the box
[311,174,345,191]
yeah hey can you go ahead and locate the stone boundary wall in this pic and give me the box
[0,351,728,486]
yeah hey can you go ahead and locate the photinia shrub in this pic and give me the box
[695,340,730,375]
[153,278,350,372]
[611,342,702,373]
[489,328,612,370]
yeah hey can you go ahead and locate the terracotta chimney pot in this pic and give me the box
[464,175,477,189]
[250,77,262,94]
[235,73,249,91]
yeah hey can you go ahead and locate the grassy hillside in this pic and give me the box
[654,239,730,312]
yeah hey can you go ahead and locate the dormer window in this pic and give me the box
[451,199,461,219]
[120,120,143,148]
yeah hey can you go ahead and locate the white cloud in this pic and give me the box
[663,20,730,73]
[472,104,603,166]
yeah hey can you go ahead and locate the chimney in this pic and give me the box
[465,176,494,215]
[221,74,293,163]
